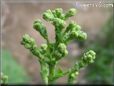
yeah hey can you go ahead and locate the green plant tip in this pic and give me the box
[21,8,96,84]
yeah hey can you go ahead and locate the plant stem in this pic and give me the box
[48,64,56,84]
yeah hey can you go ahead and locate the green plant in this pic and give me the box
[1,72,8,84]
[21,8,96,84]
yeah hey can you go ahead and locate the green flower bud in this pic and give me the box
[58,43,67,53]
[54,50,62,59]
[52,18,65,28]
[55,8,63,15]
[83,50,96,63]
[53,8,65,19]
[71,30,87,40]
[68,71,78,82]
[77,31,87,40]
[71,73,75,78]
[33,20,41,30]
[31,47,41,57]
[21,34,36,49]
[76,25,81,30]
[1,73,8,84]
[78,60,86,68]
[65,21,77,32]
[43,9,54,21]
[65,8,76,19]
[57,43,68,57]
[71,30,78,37]
[33,20,48,39]
[41,44,48,51]
[63,49,68,56]
[75,71,79,75]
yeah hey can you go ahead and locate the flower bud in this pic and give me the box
[54,50,62,58]
[71,30,87,40]
[76,25,81,30]
[52,18,65,28]
[57,43,68,57]
[71,73,75,78]
[71,31,78,38]
[65,8,76,19]
[65,21,77,32]
[75,71,79,75]
[77,31,87,40]
[33,20,41,30]
[43,9,54,21]
[21,34,36,49]
[78,60,85,68]
[83,50,96,63]
[54,8,65,19]
[69,71,78,81]
[58,43,67,53]
[1,73,8,84]
[41,44,48,51]
[33,20,48,39]
[63,50,68,56]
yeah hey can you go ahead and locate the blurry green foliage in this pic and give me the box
[1,49,30,84]
[85,15,114,84]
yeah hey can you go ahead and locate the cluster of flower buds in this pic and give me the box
[82,50,96,64]
[43,8,76,21]
[21,34,47,60]
[21,8,96,84]
[68,50,96,83]
[40,44,48,52]
[63,21,87,44]
[65,8,77,19]
[54,43,68,60]
[33,20,48,40]
[1,72,8,84]
[21,34,36,49]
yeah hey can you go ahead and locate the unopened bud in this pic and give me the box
[33,20,48,39]
[21,34,35,49]
[75,71,79,75]
[62,49,68,56]
[53,18,65,28]
[43,9,54,21]
[65,8,76,19]
[71,73,75,78]
[65,21,77,32]
[83,50,96,63]
[71,30,87,40]
[58,43,67,53]
[76,25,81,30]
[78,31,87,40]
[41,44,48,51]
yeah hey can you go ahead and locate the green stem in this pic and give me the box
[39,60,49,84]
[48,64,56,84]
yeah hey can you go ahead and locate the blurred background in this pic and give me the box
[1,0,114,84]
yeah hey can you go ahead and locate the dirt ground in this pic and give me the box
[1,1,113,84]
